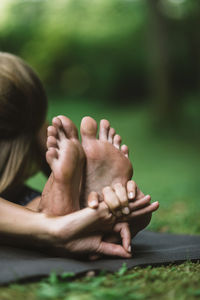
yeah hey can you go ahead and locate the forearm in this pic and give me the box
[0,197,103,248]
[50,204,109,243]
[0,197,51,246]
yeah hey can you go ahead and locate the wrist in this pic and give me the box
[47,207,100,243]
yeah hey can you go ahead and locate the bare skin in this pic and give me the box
[39,116,156,240]
[38,116,85,216]
[88,180,159,238]
[36,115,132,257]
[80,117,160,242]
[80,117,133,207]
[80,116,153,236]
[31,115,158,258]
[53,195,132,258]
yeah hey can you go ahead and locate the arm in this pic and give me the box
[0,195,131,258]
[0,196,112,247]
[0,197,50,246]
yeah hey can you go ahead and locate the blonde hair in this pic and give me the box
[0,53,47,194]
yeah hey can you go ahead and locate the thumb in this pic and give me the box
[113,222,131,253]
[87,191,99,209]
[97,241,132,258]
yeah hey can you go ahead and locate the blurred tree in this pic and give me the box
[146,0,173,123]
[0,0,199,120]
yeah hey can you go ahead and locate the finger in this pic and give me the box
[87,191,99,209]
[97,241,132,258]
[113,223,131,253]
[129,201,159,218]
[129,195,151,211]
[136,185,145,200]
[127,180,137,200]
[102,186,121,214]
[113,183,129,215]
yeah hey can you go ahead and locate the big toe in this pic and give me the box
[80,116,98,140]
[57,115,78,139]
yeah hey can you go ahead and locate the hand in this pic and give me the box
[86,191,132,252]
[88,180,159,220]
[58,229,132,259]
[47,190,132,258]
[121,181,159,225]
[112,181,159,237]
[87,181,134,216]
[86,188,132,252]
[48,206,131,258]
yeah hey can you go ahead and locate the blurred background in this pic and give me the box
[1,0,199,233]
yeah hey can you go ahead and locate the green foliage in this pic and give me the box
[117,263,127,277]
[1,262,200,300]
[0,0,147,99]
[0,0,199,102]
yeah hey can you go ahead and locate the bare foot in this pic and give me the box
[39,116,85,216]
[80,117,133,206]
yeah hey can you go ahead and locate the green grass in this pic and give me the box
[1,263,200,300]
[2,97,199,299]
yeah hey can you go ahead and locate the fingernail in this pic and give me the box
[90,200,97,207]
[122,207,130,215]
[128,192,134,199]
[128,246,131,253]
[144,195,151,201]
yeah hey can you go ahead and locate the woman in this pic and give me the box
[0,52,159,258]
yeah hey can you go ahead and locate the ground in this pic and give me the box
[1,97,199,299]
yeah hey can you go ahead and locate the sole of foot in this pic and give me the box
[80,116,133,206]
[40,115,85,215]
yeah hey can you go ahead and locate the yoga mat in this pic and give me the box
[0,231,200,285]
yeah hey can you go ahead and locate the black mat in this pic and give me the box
[0,231,200,285]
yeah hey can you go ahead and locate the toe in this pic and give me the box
[52,117,65,140]
[99,119,110,141]
[52,116,62,129]
[121,144,129,158]
[113,134,121,149]
[47,136,58,149]
[108,127,116,143]
[47,126,57,138]
[46,147,58,165]
[80,116,98,140]
[58,115,78,139]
